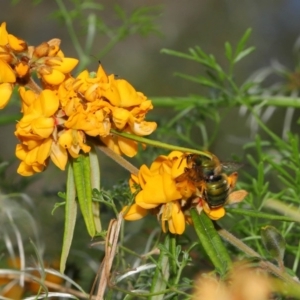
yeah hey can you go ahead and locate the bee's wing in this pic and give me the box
[221,162,243,173]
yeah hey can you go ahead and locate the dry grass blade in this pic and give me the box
[93,213,123,300]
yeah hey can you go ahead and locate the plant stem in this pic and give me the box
[110,130,212,158]
[217,226,300,284]
[151,96,300,108]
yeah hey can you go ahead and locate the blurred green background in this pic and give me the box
[0,0,299,290]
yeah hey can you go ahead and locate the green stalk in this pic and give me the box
[149,234,170,300]
[150,96,300,108]
[191,209,231,276]
[110,129,212,158]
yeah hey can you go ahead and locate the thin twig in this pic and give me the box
[26,77,42,94]
[218,227,300,284]
[97,143,139,176]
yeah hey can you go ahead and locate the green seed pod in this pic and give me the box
[260,225,286,263]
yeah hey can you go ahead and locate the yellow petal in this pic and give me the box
[15,144,27,160]
[52,57,79,73]
[42,69,65,85]
[100,135,122,156]
[96,64,108,82]
[169,202,185,234]
[24,146,39,165]
[138,164,153,188]
[19,87,37,109]
[0,60,16,83]
[17,161,35,176]
[39,89,59,116]
[31,117,54,138]
[101,77,121,106]
[205,206,225,220]
[135,190,158,209]
[171,154,187,179]
[117,135,138,157]
[150,155,168,173]
[36,137,52,164]
[116,79,145,107]
[122,204,148,220]
[129,176,139,193]
[50,141,68,170]
[58,129,73,149]
[136,174,174,208]
[0,22,8,45]
[112,107,130,129]
[8,34,27,52]
[32,162,46,173]
[0,82,13,109]
[130,121,157,136]
[162,172,182,201]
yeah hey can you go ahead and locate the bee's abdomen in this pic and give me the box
[205,174,230,208]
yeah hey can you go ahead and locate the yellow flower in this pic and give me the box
[16,90,59,139]
[15,89,62,175]
[58,129,91,158]
[32,39,78,86]
[0,22,27,51]
[159,202,185,235]
[123,151,245,234]
[15,139,52,176]
[123,152,187,233]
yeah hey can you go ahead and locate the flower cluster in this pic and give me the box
[0,22,156,176]
[122,151,246,235]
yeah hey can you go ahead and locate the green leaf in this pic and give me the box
[226,208,295,222]
[174,73,221,89]
[161,48,195,61]
[60,164,77,273]
[72,153,96,237]
[235,28,252,56]
[191,209,231,276]
[233,46,255,63]
[225,42,233,61]
[89,145,101,233]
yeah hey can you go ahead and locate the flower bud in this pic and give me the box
[260,225,285,264]
[33,42,50,58]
